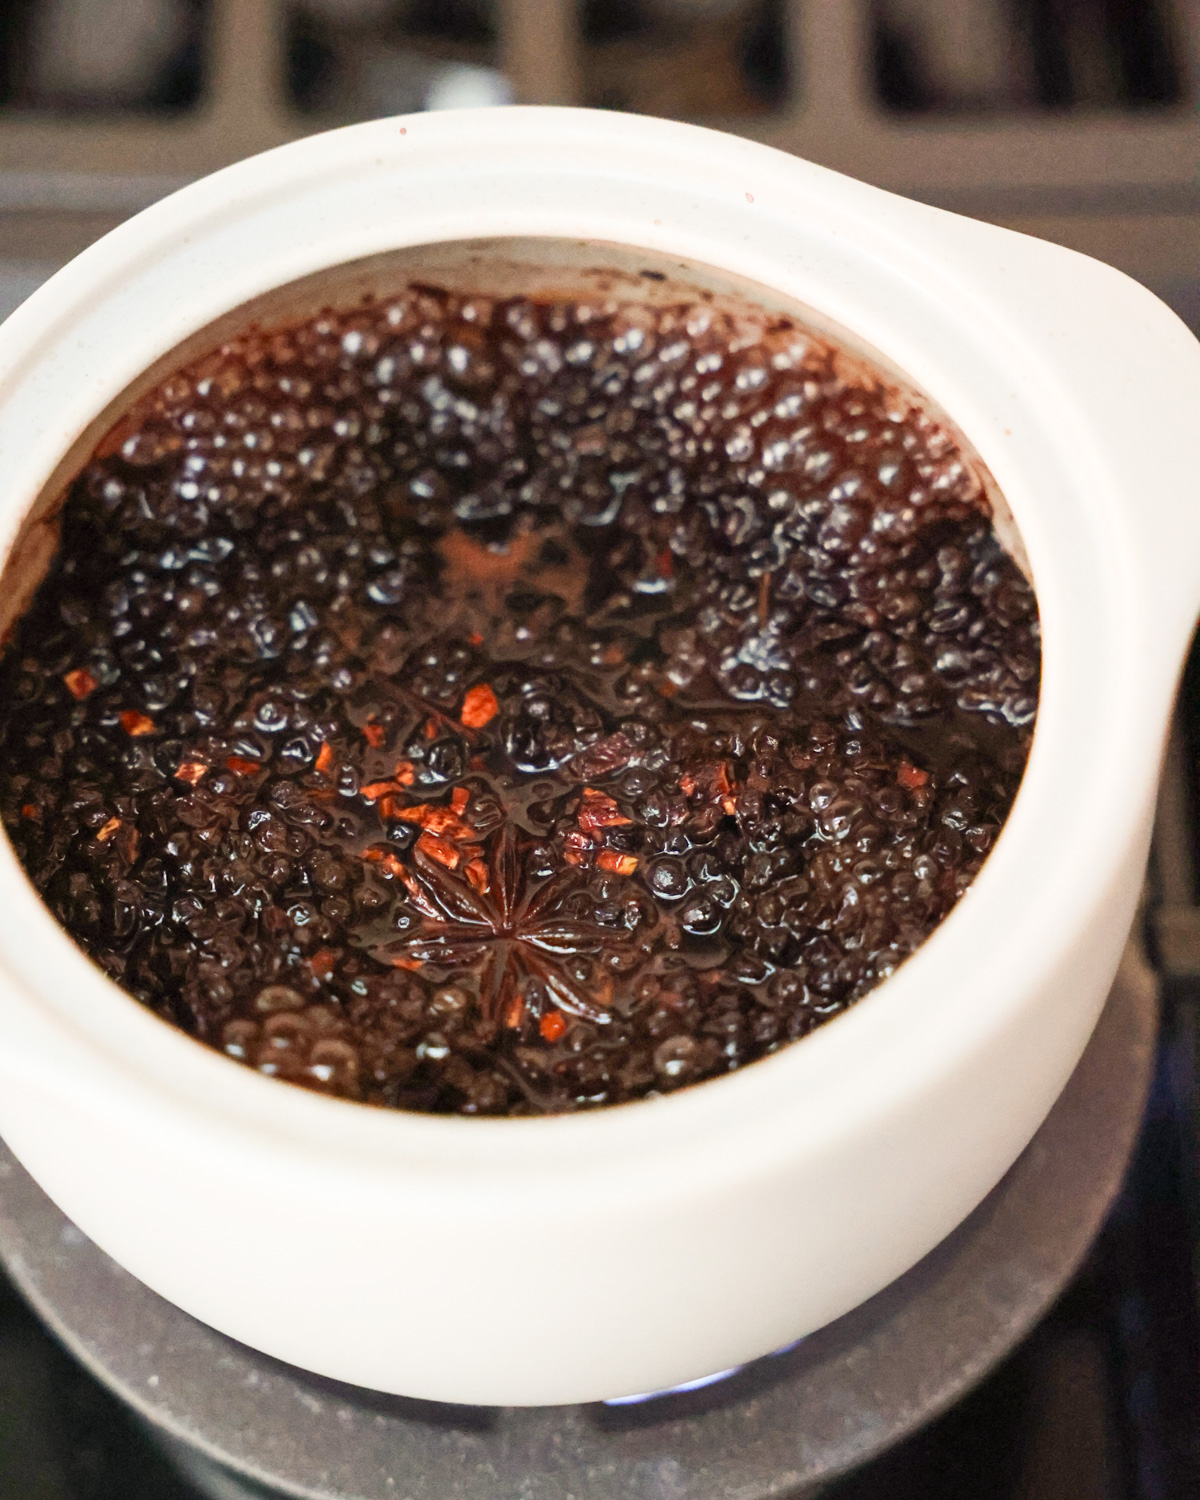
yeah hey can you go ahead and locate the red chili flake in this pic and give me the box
[597,850,638,876]
[680,772,696,796]
[361,781,401,802]
[467,631,483,646]
[417,830,461,869]
[461,683,499,729]
[63,668,98,700]
[504,994,524,1029]
[362,720,386,749]
[578,786,632,833]
[361,847,407,879]
[898,761,929,790]
[96,816,121,842]
[20,803,39,821]
[464,857,489,894]
[656,546,674,577]
[308,947,336,982]
[392,956,424,972]
[424,718,439,740]
[174,761,208,786]
[393,759,415,787]
[569,733,634,781]
[428,808,477,841]
[226,756,261,776]
[120,710,156,737]
[540,1010,567,1043]
[451,786,469,815]
[315,742,334,776]
[391,803,476,843]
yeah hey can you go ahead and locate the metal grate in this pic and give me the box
[0,0,1195,303]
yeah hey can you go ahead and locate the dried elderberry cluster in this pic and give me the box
[0,284,1038,1113]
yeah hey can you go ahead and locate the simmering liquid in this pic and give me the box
[0,283,1038,1113]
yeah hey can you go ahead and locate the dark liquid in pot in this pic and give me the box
[0,285,1038,1114]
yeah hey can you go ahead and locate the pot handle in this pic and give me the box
[914,203,1200,669]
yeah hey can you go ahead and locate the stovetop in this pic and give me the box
[1,963,1197,1500]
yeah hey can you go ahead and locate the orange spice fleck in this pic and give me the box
[392,803,476,842]
[424,718,438,740]
[174,761,208,786]
[63,668,98,700]
[362,720,386,749]
[361,781,401,802]
[539,1010,567,1044]
[721,794,739,816]
[451,786,469,815]
[361,847,407,879]
[315,742,335,776]
[226,756,261,776]
[393,759,415,787]
[120,710,156,737]
[898,760,929,790]
[427,808,477,841]
[392,956,424,972]
[461,682,499,729]
[308,947,336,982]
[578,786,632,833]
[464,857,489,894]
[504,994,524,1029]
[96,816,121,842]
[20,803,39,821]
[417,830,461,869]
[467,631,484,646]
[597,850,638,876]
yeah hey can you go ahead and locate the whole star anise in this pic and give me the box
[381,824,622,1025]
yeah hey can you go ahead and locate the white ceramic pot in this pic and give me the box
[0,108,1198,1408]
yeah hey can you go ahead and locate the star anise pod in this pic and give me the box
[380,823,622,1025]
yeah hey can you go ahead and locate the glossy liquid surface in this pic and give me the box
[0,286,1038,1113]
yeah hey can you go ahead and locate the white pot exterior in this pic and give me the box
[0,108,1197,1406]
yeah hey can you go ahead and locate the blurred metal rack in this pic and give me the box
[0,0,1196,313]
